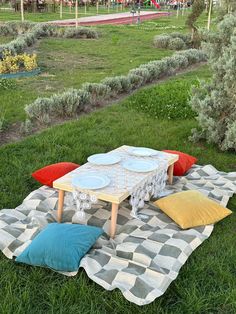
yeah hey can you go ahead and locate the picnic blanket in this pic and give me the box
[0,164,235,306]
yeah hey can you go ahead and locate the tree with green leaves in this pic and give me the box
[222,0,236,13]
[186,0,205,46]
[189,14,236,151]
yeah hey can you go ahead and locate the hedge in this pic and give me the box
[0,22,99,57]
[23,48,207,128]
[153,32,192,50]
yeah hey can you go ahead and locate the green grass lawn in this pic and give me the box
[1,12,233,313]
[0,67,235,313]
[1,18,176,125]
[0,12,215,126]
[0,5,130,22]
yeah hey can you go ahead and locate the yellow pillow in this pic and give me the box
[154,190,232,229]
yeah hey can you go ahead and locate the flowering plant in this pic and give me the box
[0,50,38,74]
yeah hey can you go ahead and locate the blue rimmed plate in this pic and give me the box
[87,153,121,166]
[72,173,110,190]
[122,159,158,173]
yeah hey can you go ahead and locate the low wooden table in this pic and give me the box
[53,146,178,238]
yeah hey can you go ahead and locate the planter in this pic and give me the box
[0,68,41,79]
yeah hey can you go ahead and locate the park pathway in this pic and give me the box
[49,11,170,26]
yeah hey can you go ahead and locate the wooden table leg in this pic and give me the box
[110,203,119,239]
[167,164,174,185]
[57,190,65,223]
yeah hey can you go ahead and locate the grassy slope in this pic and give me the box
[0,67,235,314]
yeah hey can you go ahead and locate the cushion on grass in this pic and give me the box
[16,223,103,272]
[32,162,79,187]
[163,150,197,176]
[154,190,232,229]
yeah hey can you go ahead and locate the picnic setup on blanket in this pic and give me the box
[0,145,235,306]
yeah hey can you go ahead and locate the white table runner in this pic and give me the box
[72,146,168,219]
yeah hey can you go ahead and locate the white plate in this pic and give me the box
[87,153,121,165]
[72,173,110,190]
[128,147,159,157]
[122,159,159,173]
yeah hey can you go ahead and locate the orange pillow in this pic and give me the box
[163,150,197,176]
[32,162,80,187]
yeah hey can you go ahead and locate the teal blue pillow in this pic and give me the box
[16,223,103,272]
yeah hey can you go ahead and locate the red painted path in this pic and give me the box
[50,11,170,26]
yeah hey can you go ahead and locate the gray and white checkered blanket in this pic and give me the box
[0,165,235,305]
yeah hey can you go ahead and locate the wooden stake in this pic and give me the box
[75,0,78,28]
[207,0,213,31]
[20,0,24,22]
[60,0,63,19]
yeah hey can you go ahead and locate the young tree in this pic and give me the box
[189,14,236,151]
[186,0,205,46]
[217,0,236,20]
[222,0,236,13]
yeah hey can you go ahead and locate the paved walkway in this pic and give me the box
[49,11,170,26]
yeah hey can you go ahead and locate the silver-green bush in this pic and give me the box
[153,35,170,49]
[127,73,144,89]
[24,49,206,125]
[0,22,99,56]
[82,83,111,106]
[189,14,236,151]
[62,27,98,39]
[101,77,123,96]
[153,32,191,50]
[168,37,186,50]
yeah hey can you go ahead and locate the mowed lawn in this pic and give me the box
[0,12,215,126]
[0,20,175,124]
[0,4,131,22]
[1,11,234,313]
[0,67,235,313]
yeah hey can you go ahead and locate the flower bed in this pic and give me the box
[0,50,39,78]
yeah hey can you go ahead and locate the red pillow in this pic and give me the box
[32,162,80,187]
[163,150,197,176]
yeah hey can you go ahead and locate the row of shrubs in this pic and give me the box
[0,22,99,57]
[0,21,34,36]
[23,48,207,128]
[153,32,192,50]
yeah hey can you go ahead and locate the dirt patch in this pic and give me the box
[0,62,206,147]
[39,48,107,72]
